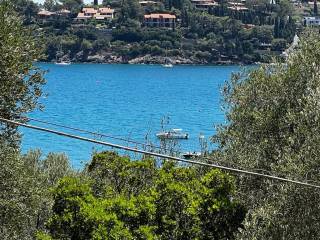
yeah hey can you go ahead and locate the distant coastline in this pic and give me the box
[45,54,258,65]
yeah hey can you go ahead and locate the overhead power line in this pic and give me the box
[26,117,180,154]
[1,117,320,189]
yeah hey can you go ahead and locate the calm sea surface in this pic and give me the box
[21,63,242,168]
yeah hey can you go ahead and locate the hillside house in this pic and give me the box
[37,9,72,22]
[76,7,114,21]
[37,10,56,21]
[83,7,98,17]
[144,13,176,28]
[98,8,115,19]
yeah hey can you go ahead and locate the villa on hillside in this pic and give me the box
[144,13,176,28]
[37,10,56,19]
[37,9,71,22]
[76,7,115,21]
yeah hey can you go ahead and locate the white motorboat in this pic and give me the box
[55,61,71,66]
[156,129,189,139]
[182,151,201,159]
[162,63,173,68]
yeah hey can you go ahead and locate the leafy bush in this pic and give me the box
[40,152,246,240]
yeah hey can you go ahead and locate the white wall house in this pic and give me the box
[76,7,115,21]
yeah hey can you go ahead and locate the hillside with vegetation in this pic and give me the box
[2,0,320,239]
[13,0,317,64]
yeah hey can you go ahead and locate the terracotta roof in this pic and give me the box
[99,7,114,14]
[144,13,176,19]
[82,8,98,14]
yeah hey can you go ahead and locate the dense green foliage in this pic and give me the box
[13,0,301,64]
[0,0,45,145]
[213,30,320,239]
[38,151,246,240]
[3,1,320,239]
[0,3,73,238]
[0,148,74,240]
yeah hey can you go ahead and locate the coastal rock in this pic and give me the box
[128,55,194,65]
[69,51,238,65]
[105,55,124,64]
[87,54,106,63]
[74,51,84,61]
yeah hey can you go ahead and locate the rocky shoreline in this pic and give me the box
[52,52,250,65]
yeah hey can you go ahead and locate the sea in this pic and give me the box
[21,63,243,168]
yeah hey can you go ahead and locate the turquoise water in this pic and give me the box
[21,63,242,168]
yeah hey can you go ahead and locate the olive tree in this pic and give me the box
[0,147,75,240]
[0,0,45,146]
[213,31,320,239]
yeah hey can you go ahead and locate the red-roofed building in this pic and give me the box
[76,7,114,21]
[82,8,98,16]
[144,13,176,28]
[37,10,56,22]
[98,8,115,19]
[37,10,56,18]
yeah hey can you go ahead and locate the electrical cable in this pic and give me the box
[1,117,320,189]
[26,117,183,154]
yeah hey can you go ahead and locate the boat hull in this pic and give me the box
[182,152,201,159]
[55,62,71,66]
[156,133,188,139]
